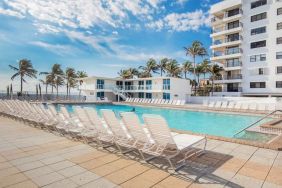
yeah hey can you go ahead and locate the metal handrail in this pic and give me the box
[233,110,282,137]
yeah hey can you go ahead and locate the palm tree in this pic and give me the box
[77,71,88,97]
[118,69,130,79]
[118,68,138,79]
[139,58,159,77]
[9,59,37,93]
[159,58,169,77]
[184,41,207,93]
[51,64,65,96]
[65,68,77,96]
[201,59,210,81]
[208,64,224,96]
[195,64,204,85]
[182,61,193,79]
[165,59,181,78]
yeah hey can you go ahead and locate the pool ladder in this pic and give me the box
[233,110,282,138]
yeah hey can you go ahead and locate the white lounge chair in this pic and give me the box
[258,103,266,112]
[267,103,276,112]
[233,102,241,112]
[221,101,228,110]
[214,101,222,109]
[203,100,209,107]
[208,101,215,109]
[248,103,257,112]
[240,103,249,112]
[142,114,206,171]
[227,101,235,111]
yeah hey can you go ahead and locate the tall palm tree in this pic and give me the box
[9,59,37,93]
[159,58,169,77]
[182,61,193,79]
[208,64,224,96]
[65,68,77,96]
[201,59,210,81]
[165,59,181,78]
[139,58,159,77]
[77,71,88,97]
[39,75,53,94]
[184,41,207,93]
[51,64,64,96]
[195,64,204,85]
[118,68,138,79]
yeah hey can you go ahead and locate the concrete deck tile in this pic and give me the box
[154,176,193,188]
[0,166,20,178]
[83,178,117,188]
[0,173,28,187]
[24,166,54,178]
[40,156,65,165]
[262,182,282,188]
[0,161,13,169]
[69,150,107,164]
[42,179,78,188]
[91,163,123,176]
[6,180,38,188]
[48,160,76,171]
[58,165,86,177]
[69,171,100,185]
[17,161,45,172]
[265,166,282,186]
[229,174,264,188]
[31,172,65,187]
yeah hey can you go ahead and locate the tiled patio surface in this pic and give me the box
[0,116,282,188]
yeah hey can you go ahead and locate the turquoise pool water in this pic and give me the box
[64,104,273,141]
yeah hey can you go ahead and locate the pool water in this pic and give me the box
[64,104,274,141]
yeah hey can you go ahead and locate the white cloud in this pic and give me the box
[0,7,24,18]
[146,10,210,32]
[30,41,79,56]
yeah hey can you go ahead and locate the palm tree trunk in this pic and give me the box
[193,56,197,95]
[51,86,54,94]
[46,84,48,94]
[66,82,69,96]
[20,75,23,94]
[185,72,187,79]
[56,84,58,97]
[211,78,214,96]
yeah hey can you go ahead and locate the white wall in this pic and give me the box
[187,96,278,104]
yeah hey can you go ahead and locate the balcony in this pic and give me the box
[211,36,242,49]
[214,74,243,84]
[224,61,242,70]
[210,23,243,38]
[210,0,242,14]
[211,9,243,26]
[211,48,242,61]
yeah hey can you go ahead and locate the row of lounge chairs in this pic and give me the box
[203,100,277,113]
[0,99,206,171]
[125,98,186,106]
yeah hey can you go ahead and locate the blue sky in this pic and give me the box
[0,0,220,92]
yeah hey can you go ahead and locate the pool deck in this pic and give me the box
[1,117,282,188]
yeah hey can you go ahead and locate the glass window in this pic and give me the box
[251,26,266,35]
[277,22,282,30]
[278,7,282,15]
[145,80,152,90]
[258,68,264,75]
[277,52,282,59]
[276,81,282,88]
[163,93,170,100]
[277,66,282,74]
[227,20,239,29]
[227,8,240,17]
[277,37,282,44]
[251,12,267,22]
[145,93,152,99]
[96,79,104,89]
[138,92,144,98]
[250,40,266,49]
[250,82,266,88]
[97,92,104,98]
[227,33,239,42]
[250,54,266,62]
[251,0,267,9]
[163,79,170,90]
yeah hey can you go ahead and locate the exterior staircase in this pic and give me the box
[112,87,130,101]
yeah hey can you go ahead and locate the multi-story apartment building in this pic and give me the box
[78,76,191,102]
[210,0,282,97]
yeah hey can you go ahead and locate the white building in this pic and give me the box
[210,0,282,97]
[78,76,191,102]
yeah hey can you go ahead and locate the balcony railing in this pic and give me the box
[213,48,242,57]
[212,87,243,92]
[225,61,242,68]
[211,9,243,23]
[212,36,243,45]
[215,74,243,80]
[212,22,243,34]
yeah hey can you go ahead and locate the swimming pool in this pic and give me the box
[64,104,274,142]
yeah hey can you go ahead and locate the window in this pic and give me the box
[145,93,152,99]
[97,92,104,98]
[163,79,170,90]
[258,68,264,75]
[277,66,282,74]
[228,20,239,29]
[250,82,266,88]
[227,8,240,17]
[227,33,239,42]
[251,26,266,35]
[96,79,104,89]
[145,80,152,90]
[163,93,170,100]
[138,92,144,98]
[276,81,282,88]
[251,40,266,49]
[251,12,267,22]
[277,52,282,59]
[226,58,240,67]
[278,7,282,15]
[138,81,144,90]
[250,54,266,62]
[277,37,282,44]
[277,22,282,30]
[251,0,267,9]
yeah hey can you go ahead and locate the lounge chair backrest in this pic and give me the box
[241,103,249,110]
[48,105,58,116]
[84,107,108,134]
[258,103,266,111]
[74,107,92,128]
[227,101,235,109]
[249,103,257,110]
[208,101,215,107]
[221,101,228,108]
[143,114,175,147]
[203,100,209,107]
[120,112,149,143]
[267,103,276,111]
[60,106,71,118]
[215,101,222,108]
[234,102,241,109]
[101,109,127,138]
